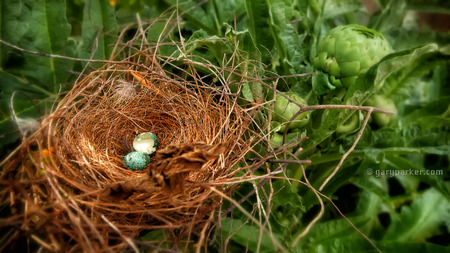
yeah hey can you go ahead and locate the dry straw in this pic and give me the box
[0,21,261,251]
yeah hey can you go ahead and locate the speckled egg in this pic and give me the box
[123,151,151,170]
[133,132,159,154]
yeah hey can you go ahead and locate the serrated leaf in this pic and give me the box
[298,215,373,250]
[266,0,305,74]
[384,187,450,241]
[367,113,450,155]
[81,0,118,65]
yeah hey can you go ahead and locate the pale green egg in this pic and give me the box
[123,151,151,170]
[133,132,159,154]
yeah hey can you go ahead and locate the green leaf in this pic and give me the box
[367,112,450,155]
[405,0,450,12]
[185,30,233,66]
[379,241,450,253]
[266,0,305,74]
[10,0,72,88]
[322,0,362,21]
[298,215,373,251]
[383,187,450,241]
[211,0,246,29]
[163,0,217,35]
[244,0,273,61]
[147,20,170,43]
[0,72,52,151]
[376,55,450,114]
[271,181,305,229]
[217,217,284,252]
[304,237,380,253]
[352,176,388,216]
[0,0,27,69]
[81,0,118,65]
[386,165,449,201]
[195,0,243,35]
[241,80,264,102]
[369,0,407,34]
[139,229,172,249]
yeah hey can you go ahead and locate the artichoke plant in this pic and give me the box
[312,24,392,94]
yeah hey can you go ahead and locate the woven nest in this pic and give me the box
[0,53,256,251]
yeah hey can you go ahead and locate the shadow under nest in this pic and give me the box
[0,56,255,251]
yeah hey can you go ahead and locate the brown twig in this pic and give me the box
[245,158,311,165]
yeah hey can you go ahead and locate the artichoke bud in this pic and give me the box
[365,94,397,126]
[272,92,310,130]
[313,24,392,94]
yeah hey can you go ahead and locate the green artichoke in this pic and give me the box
[272,92,309,131]
[313,24,392,94]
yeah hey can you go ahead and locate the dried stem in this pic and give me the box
[245,158,311,165]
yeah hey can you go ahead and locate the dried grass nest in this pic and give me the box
[0,54,256,251]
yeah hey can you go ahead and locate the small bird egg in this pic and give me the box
[123,151,151,170]
[133,132,159,154]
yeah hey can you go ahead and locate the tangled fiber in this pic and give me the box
[0,50,257,251]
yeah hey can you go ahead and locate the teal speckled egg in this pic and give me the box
[123,151,151,170]
[133,132,159,155]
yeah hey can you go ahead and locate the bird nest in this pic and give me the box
[0,52,256,251]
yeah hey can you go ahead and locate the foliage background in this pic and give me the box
[1,0,449,252]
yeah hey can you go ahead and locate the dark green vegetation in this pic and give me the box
[1,0,449,252]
